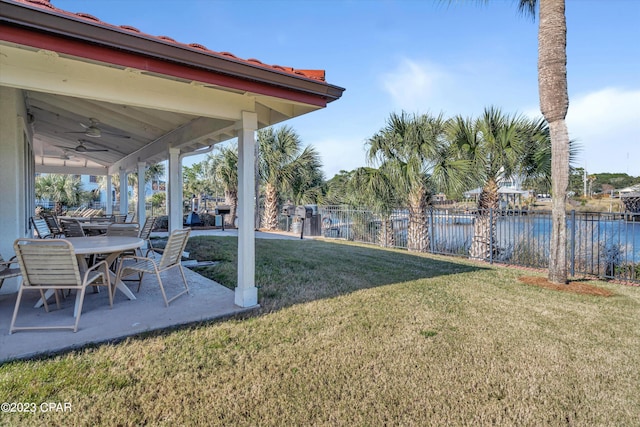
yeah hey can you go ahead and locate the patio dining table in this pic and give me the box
[35,236,144,316]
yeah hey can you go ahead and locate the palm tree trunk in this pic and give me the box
[262,183,279,230]
[539,0,569,284]
[548,120,569,282]
[470,178,500,260]
[407,187,429,252]
[225,190,238,227]
[378,217,395,248]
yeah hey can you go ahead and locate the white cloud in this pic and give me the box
[567,88,640,175]
[521,87,640,176]
[380,58,448,112]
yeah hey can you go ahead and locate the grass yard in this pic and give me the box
[1,237,639,426]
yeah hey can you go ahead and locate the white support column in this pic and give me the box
[137,161,146,226]
[167,147,183,232]
[119,169,128,215]
[105,174,113,215]
[235,111,258,307]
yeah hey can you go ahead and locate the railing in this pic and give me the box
[278,206,640,284]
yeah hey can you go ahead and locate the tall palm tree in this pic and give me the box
[525,0,571,284]
[258,126,323,230]
[35,174,83,214]
[476,0,569,281]
[449,107,549,260]
[367,112,468,252]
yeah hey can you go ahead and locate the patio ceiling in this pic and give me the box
[28,91,216,175]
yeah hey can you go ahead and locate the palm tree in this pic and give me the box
[448,107,549,260]
[35,174,83,214]
[258,126,323,230]
[526,0,571,284]
[477,0,570,281]
[210,144,239,226]
[145,163,165,191]
[367,112,468,252]
[348,166,400,247]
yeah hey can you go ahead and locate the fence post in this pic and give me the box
[429,208,435,254]
[570,209,576,277]
[489,208,494,264]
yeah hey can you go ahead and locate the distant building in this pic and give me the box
[463,176,531,208]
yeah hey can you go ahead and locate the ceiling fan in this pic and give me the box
[56,139,109,153]
[65,118,130,139]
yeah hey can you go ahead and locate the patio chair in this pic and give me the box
[42,212,64,238]
[30,216,53,239]
[10,238,111,333]
[125,212,136,223]
[138,216,157,256]
[113,214,127,223]
[91,214,115,223]
[115,228,191,307]
[60,218,85,237]
[0,253,21,291]
[106,222,140,237]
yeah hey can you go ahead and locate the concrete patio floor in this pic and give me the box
[0,229,302,363]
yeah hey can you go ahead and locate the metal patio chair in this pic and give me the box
[10,238,111,333]
[0,253,21,292]
[115,228,191,307]
[42,212,64,238]
[138,216,157,257]
[30,216,53,239]
[60,218,85,237]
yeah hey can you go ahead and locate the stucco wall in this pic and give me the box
[0,86,33,294]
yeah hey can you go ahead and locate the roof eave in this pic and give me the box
[1,1,345,103]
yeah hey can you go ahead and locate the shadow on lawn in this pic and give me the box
[186,236,488,314]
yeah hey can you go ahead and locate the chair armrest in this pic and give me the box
[119,255,153,263]
[0,256,19,268]
[83,259,110,284]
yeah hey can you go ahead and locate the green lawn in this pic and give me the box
[1,237,639,426]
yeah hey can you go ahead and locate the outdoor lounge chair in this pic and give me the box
[115,228,190,307]
[0,253,21,292]
[10,238,111,333]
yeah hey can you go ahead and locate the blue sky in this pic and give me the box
[54,0,640,178]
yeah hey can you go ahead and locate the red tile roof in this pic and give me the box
[10,0,327,82]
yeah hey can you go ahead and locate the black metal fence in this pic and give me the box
[279,206,640,284]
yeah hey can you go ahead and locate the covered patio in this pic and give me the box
[0,260,248,362]
[0,0,343,347]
